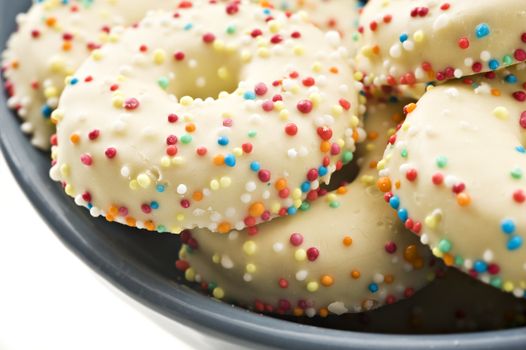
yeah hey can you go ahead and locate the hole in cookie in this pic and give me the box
[167,49,241,100]
[323,158,360,191]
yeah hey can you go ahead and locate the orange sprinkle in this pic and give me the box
[352,129,359,142]
[376,177,392,192]
[391,113,403,123]
[369,160,378,169]
[69,133,80,144]
[342,236,353,247]
[384,274,394,284]
[192,191,203,201]
[144,221,155,231]
[372,45,380,55]
[456,193,471,207]
[405,103,417,114]
[185,123,196,133]
[213,154,225,166]
[368,131,379,140]
[108,206,119,216]
[404,245,418,262]
[45,17,57,27]
[320,140,331,153]
[336,186,347,195]
[293,307,304,317]
[350,270,361,279]
[443,253,454,267]
[249,202,265,217]
[395,180,401,189]
[62,42,72,51]
[426,70,435,80]
[105,214,115,222]
[320,275,334,287]
[218,222,231,234]
[413,257,425,269]
[275,178,288,191]
[491,88,501,97]
[126,217,136,227]
[329,66,339,74]
[318,308,329,318]
[11,60,19,69]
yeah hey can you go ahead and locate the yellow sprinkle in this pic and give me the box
[51,109,64,123]
[212,254,220,264]
[153,49,166,64]
[493,106,509,120]
[171,226,182,234]
[44,87,58,98]
[212,287,225,299]
[293,199,302,208]
[129,180,139,190]
[350,115,360,128]
[210,179,220,190]
[312,62,322,73]
[353,71,364,81]
[176,213,185,222]
[64,184,75,196]
[257,47,270,58]
[232,148,243,157]
[331,105,343,116]
[213,40,225,51]
[160,156,171,168]
[185,268,195,282]
[279,109,289,120]
[270,202,281,214]
[220,177,232,188]
[306,281,319,292]
[293,45,304,56]
[60,164,70,177]
[295,249,307,261]
[217,66,230,80]
[243,241,257,256]
[360,45,375,58]
[268,20,280,33]
[413,30,425,43]
[180,96,194,106]
[137,174,151,189]
[246,264,256,273]
[503,281,514,293]
[172,156,185,166]
[91,50,103,61]
[241,50,252,62]
[112,96,124,108]
[425,214,440,230]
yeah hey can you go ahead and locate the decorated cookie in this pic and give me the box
[50,2,364,234]
[356,0,526,86]
[378,64,526,297]
[176,101,438,316]
[2,0,182,149]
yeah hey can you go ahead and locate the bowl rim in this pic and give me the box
[1,1,526,349]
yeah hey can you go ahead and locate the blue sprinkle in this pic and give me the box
[501,219,516,234]
[389,196,400,210]
[150,201,159,210]
[475,23,490,39]
[244,91,256,100]
[516,145,526,154]
[250,161,260,172]
[300,181,311,193]
[87,203,93,209]
[262,8,271,15]
[318,166,328,177]
[398,208,408,222]
[287,206,297,215]
[508,236,523,251]
[156,184,165,193]
[224,154,236,167]
[505,74,518,84]
[217,136,229,146]
[368,283,379,293]
[41,105,53,118]
[399,33,408,43]
[70,77,79,85]
[473,260,488,273]
[183,23,193,31]
[488,59,500,70]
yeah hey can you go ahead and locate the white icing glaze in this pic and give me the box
[50,2,364,234]
[356,0,526,86]
[177,101,437,316]
[378,64,526,297]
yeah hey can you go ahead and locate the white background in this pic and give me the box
[0,152,246,350]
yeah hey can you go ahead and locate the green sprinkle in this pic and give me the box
[156,225,166,233]
[208,282,217,291]
[181,134,192,144]
[158,77,170,90]
[342,151,353,164]
[510,168,523,179]
[438,239,452,253]
[400,149,408,158]
[248,130,257,138]
[300,202,310,211]
[226,25,236,34]
[490,277,502,288]
[503,55,513,65]
[454,255,464,266]
[329,201,340,209]
[436,156,448,168]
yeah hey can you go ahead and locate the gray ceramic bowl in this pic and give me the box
[2,1,526,349]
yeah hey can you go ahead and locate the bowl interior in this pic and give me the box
[2,1,526,349]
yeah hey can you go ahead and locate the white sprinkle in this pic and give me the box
[273,242,284,252]
[221,255,234,269]
[177,184,188,195]
[328,302,349,316]
[295,270,308,281]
